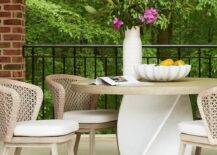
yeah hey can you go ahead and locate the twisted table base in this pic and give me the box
[118,95,193,155]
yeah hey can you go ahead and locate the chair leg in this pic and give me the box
[2,146,9,155]
[74,133,81,155]
[195,147,202,155]
[115,132,120,155]
[51,144,58,155]
[179,141,186,155]
[68,139,74,155]
[14,147,22,155]
[89,131,95,155]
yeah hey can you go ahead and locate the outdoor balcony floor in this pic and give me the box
[4,134,217,155]
[7,135,119,155]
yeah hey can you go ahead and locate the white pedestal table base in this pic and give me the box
[118,95,193,155]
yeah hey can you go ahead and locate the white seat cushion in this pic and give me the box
[63,110,118,124]
[14,120,79,137]
[178,120,207,137]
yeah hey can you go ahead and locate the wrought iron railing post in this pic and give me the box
[73,47,76,75]
[62,53,66,74]
[42,57,45,119]
[52,47,56,74]
[198,48,202,77]
[209,55,212,78]
[177,47,181,59]
[94,48,97,78]
[31,47,35,84]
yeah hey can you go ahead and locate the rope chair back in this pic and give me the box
[46,74,99,119]
[0,85,20,142]
[0,78,43,122]
[197,86,217,145]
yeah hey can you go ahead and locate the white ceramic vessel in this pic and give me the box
[123,26,142,79]
[136,64,191,81]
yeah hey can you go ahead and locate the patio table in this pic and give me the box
[71,78,217,155]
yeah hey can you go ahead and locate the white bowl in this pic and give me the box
[135,64,191,81]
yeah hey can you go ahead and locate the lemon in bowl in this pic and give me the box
[174,60,185,66]
[160,59,174,66]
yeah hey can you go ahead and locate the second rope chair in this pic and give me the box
[46,74,118,155]
[178,86,217,155]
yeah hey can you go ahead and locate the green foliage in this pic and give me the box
[26,0,120,44]
[26,0,217,44]
[196,0,217,15]
[84,0,195,31]
[84,5,97,14]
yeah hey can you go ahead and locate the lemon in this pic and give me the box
[174,60,185,66]
[160,59,174,66]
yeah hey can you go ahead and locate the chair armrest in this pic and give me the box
[0,78,43,121]
[197,86,217,145]
[46,76,65,119]
[0,85,20,142]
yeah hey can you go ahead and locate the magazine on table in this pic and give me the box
[93,76,152,86]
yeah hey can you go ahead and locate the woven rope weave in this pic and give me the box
[46,74,99,119]
[198,87,217,145]
[0,85,20,142]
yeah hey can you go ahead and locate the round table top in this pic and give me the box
[70,78,217,95]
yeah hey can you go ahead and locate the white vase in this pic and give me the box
[123,26,142,79]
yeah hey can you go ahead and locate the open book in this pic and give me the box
[94,76,142,86]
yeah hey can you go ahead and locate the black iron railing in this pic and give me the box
[23,44,217,119]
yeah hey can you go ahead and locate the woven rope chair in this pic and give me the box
[0,78,79,155]
[46,74,118,155]
[178,86,217,155]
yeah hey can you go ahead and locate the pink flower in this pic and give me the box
[140,8,158,24]
[113,18,123,30]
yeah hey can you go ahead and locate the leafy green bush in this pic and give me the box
[26,0,120,44]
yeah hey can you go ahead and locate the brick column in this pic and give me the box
[0,0,25,80]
